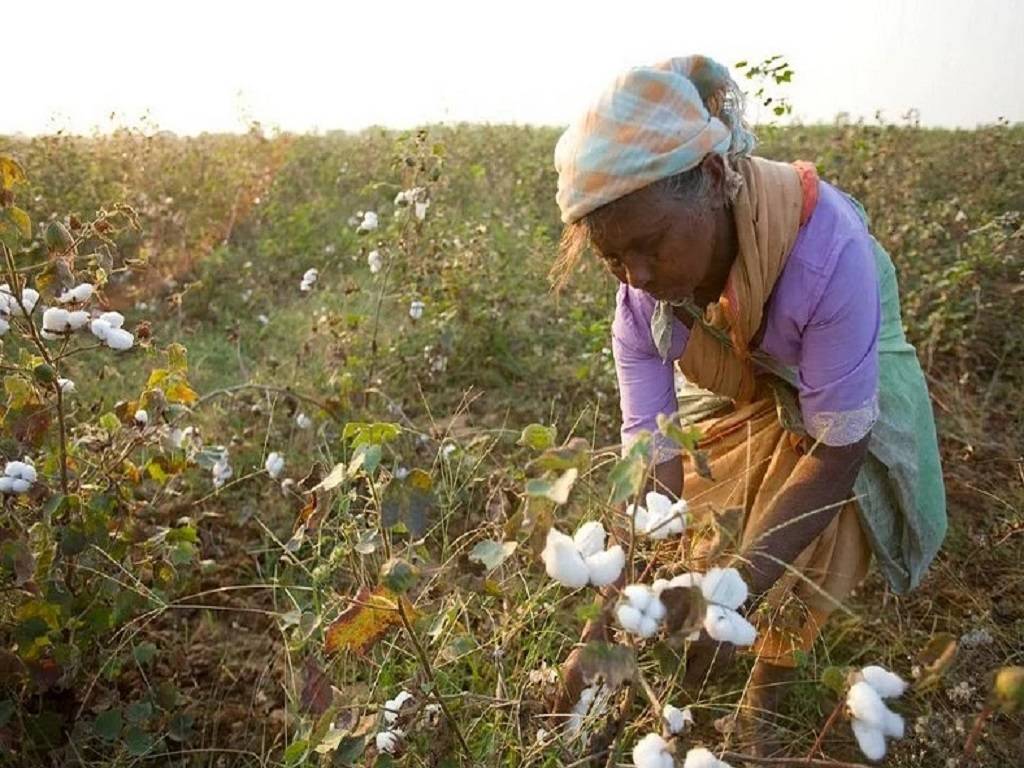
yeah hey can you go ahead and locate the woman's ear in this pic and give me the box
[700,153,728,208]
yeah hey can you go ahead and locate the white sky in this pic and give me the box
[5,0,1023,136]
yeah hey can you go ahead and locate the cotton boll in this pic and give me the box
[851,719,887,762]
[98,311,124,329]
[409,300,425,320]
[573,521,606,558]
[20,288,39,314]
[617,585,665,638]
[623,584,653,611]
[66,310,89,330]
[90,318,111,340]
[585,545,624,587]
[683,747,734,768]
[662,703,693,734]
[701,567,749,610]
[626,501,651,532]
[58,283,94,303]
[5,461,37,483]
[652,572,702,596]
[383,690,414,724]
[0,477,14,494]
[42,307,71,332]
[265,452,285,479]
[633,733,674,768]
[542,528,590,588]
[295,412,312,429]
[375,729,401,754]
[703,605,757,646]
[368,249,383,273]
[846,681,891,731]
[414,200,429,221]
[134,409,149,426]
[104,328,135,351]
[882,709,904,739]
[861,666,908,699]
[9,478,31,494]
[358,211,379,233]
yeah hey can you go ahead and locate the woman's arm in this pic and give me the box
[735,432,870,600]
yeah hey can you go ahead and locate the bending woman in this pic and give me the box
[551,55,947,753]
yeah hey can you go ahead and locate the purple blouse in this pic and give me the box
[613,179,881,457]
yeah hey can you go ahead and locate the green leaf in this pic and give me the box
[348,443,382,476]
[342,421,401,448]
[380,558,419,594]
[527,437,591,473]
[284,738,310,765]
[821,666,849,696]
[99,412,120,433]
[468,540,518,572]
[517,423,556,451]
[608,435,650,504]
[133,641,157,666]
[656,413,701,451]
[125,700,153,724]
[168,712,194,742]
[525,467,578,505]
[124,725,154,756]
[92,707,122,742]
[380,469,435,538]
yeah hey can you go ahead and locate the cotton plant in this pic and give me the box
[615,584,666,638]
[627,491,687,539]
[846,665,908,761]
[265,452,285,479]
[0,460,37,495]
[541,521,625,589]
[376,690,413,755]
[299,268,318,292]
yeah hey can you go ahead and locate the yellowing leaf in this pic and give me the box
[164,381,198,405]
[324,586,416,656]
[0,155,26,191]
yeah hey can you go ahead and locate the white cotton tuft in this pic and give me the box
[701,567,749,610]
[851,719,887,762]
[703,605,757,646]
[98,311,124,329]
[134,409,149,426]
[90,318,111,340]
[103,327,134,351]
[584,544,624,587]
[652,572,702,596]
[662,703,693,735]
[409,300,425,320]
[57,378,75,394]
[300,267,319,292]
[627,492,686,539]
[0,477,14,494]
[846,681,892,732]
[368,249,383,274]
[573,520,606,558]
[375,729,401,754]
[861,666,908,699]
[212,455,233,488]
[5,461,38,483]
[633,733,674,768]
[58,283,94,304]
[616,584,665,638]
[357,211,379,233]
[42,307,71,332]
[66,310,89,330]
[567,683,611,735]
[414,200,430,221]
[541,528,590,589]
[383,690,414,724]
[20,288,39,314]
[683,746,734,768]
[265,452,285,479]
[295,412,313,429]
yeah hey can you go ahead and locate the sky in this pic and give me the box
[4,0,1023,136]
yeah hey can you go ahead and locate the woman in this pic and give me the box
[551,56,947,753]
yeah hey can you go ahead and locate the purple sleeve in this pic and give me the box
[612,284,689,461]
[798,233,881,446]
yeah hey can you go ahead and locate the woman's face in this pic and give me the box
[587,157,735,308]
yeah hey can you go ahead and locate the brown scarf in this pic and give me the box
[679,156,817,401]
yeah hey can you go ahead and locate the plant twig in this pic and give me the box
[720,752,871,768]
[394,597,472,759]
[806,695,845,759]
[962,704,992,763]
